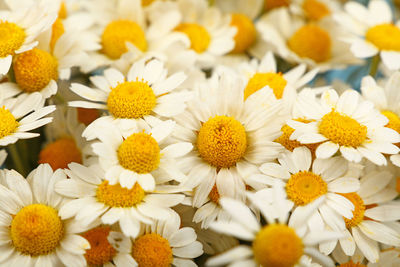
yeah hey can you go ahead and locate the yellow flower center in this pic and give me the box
[77,107,100,126]
[117,132,160,173]
[244,72,287,100]
[340,193,365,228]
[264,0,290,11]
[107,81,156,119]
[339,260,367,267]
[0,21,26,57]
[286,170,327,206]
[101,20,147,59]
[10,204,64,256]
[97,181,145,207]
[58,2,67,19]
[208,184,220,204]
[142,0,156,6]
[230,13,256,53]
[13,48,58,92]
[319,110,367,147]
[50,18,65,52]
[0,106,18,139]
[132,233,173,267]
[287,24,331,63]
[82,226,117,266]
[366,24,400,51]
[253,224,303,267]
[38,137,82,171]
[197,115,247,168]
[382,110,400,134]
[175,23,211,53]
[302,0,331,21]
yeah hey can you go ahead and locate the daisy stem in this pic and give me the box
[7,143,27,176]
[369,54,380,77]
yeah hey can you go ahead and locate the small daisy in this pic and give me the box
[56,162,187,238]
[334,0,400,70]
[0,92,55,146]
[207,194,340,267]
[0,164,91,266]
[69,59,191,125]
[0,2,56,74]
[288,89,400,165]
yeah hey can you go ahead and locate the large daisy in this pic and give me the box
[288,89,400,165]
[56,162,187,238]
[0,164,91,266]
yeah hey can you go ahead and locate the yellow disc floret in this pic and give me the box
[175,23,211,53]
[142,0,156,6]
[132,233,173,267]
[244,72,287,100]
[287,24,331,63]
[101,20,147,59]
[50,18,65,52]
[230,13,256,53]
[366,24,400,51]
[13,48,58,92]
[10,204,64,256]
[302,0,331,21]
[77,107,100,126]
[0,21,25,57]
[286,170,328,206]
[319,110,367,147]
[97,181,145,207]
[382,110,400,134]
[340,193,365,228]
[208,184,220,204]
[339,260,367,267]
[107,81,156,119]
[0,106,18,139]
[264,0,290,11]
[58,2,67,19]
[197,115,247,168]
[38,137,82,170]
[82,226,117,266]
[117,132,160,173]
[253,224,303,267]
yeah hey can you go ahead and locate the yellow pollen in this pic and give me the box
[287,24,331,63]
[0,106,18,139]
[230,13,256,53]
[208,184,220,204]
[366,24,400,51]
[58,2,67,19]
[244,72,287,100]
[97,181,145,207]
[0,21,26,57]
[340,193,365,228]
[175,23,211,53]
[302,0,331,21]
[382,110,400,134]
[253,224,303,267]
[13,48,58,92]
[339,260,367,267]
[50,18,65,52]
[38,137,82,171]
[10,204,64,256]
[197,115,247,168]
[286,170,327,206]
[82,226,117,266]
[107,81,156,119]
[101,20,147,59]
[117,132,160,173]
[319,110,367,147]
[142,0,156,6]
[132,233,173,267]
[264,0,291,10]
[77,107,100,126]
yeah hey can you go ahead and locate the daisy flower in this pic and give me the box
[207,194,340,267]
[173,73,284,213]
[56,162,187,238]
[288,89,400,165]
[0,92,55,146]
[360,72,400,167]
[0,164,91,266]
[0,2,56,74]
[334,0,400,70]
[256,8,360,71]
[69,59,191,125]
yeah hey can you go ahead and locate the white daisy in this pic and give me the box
[0,164,91,266]
[334,0,400,70]
[56,162,187,238]
[0,92,55,146]
[69,59,191,125]
[288,89,400,165]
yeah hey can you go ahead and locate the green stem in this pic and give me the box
[7,143,27,176]
[369,54,380,77]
